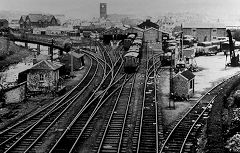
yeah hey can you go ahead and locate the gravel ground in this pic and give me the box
[158,52,240,128]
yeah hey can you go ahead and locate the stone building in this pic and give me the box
[182,22,226,42]
[19,14,60,29]
[172,70,195,99]
[27,60,62,93]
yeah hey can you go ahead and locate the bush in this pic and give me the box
[226,133,240,152]
[233,30,240,41]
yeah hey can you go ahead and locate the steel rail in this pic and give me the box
[3,56,99,152]
[49,74,129,153]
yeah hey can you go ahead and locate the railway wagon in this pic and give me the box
[123,51,139,73]
[123,38,133,51]
[83,31,91,38]
[197,41,218,55]
[123,44,141,73]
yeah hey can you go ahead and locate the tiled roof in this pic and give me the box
[42,15,54,22]
[22,14,56,23]
[0,19,8,23]
[28,14,43,22]
[180,70,195,80]
[30,60,62,70]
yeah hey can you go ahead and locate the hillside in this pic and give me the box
[0,38,30,71]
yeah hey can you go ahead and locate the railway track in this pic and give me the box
[48,73,128,153]
[47,43,126,152]
[135,43,164,153]
[0,54,103,153]
[93,74,136,153]
[160,70,240,153]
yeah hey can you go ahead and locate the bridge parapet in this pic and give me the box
[9,32,71,50]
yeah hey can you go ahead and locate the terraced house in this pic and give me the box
[19,14,60,29]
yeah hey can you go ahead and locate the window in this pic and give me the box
[213,36,217,39]
[39,74,44,81]
[186,58,189,64]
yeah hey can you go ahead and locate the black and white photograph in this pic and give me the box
[1,0,240,152]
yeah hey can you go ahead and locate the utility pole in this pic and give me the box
[50,38,54,62]
[71,51,73,76]
[70,40,74,77]
[169,45,175,109]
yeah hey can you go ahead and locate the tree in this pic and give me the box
[233,30,240,41]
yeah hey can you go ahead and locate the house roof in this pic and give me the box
[28,14,43,22]
[144,27,170,34]
[180,70,195,80]
[138,19,159,29]
[0,19,8,23]
[30,60,62,70]
[126,26,144,32]
[42,15,54,22]
[22,14,56,23]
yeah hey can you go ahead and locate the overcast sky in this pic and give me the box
[1,0,240,19]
